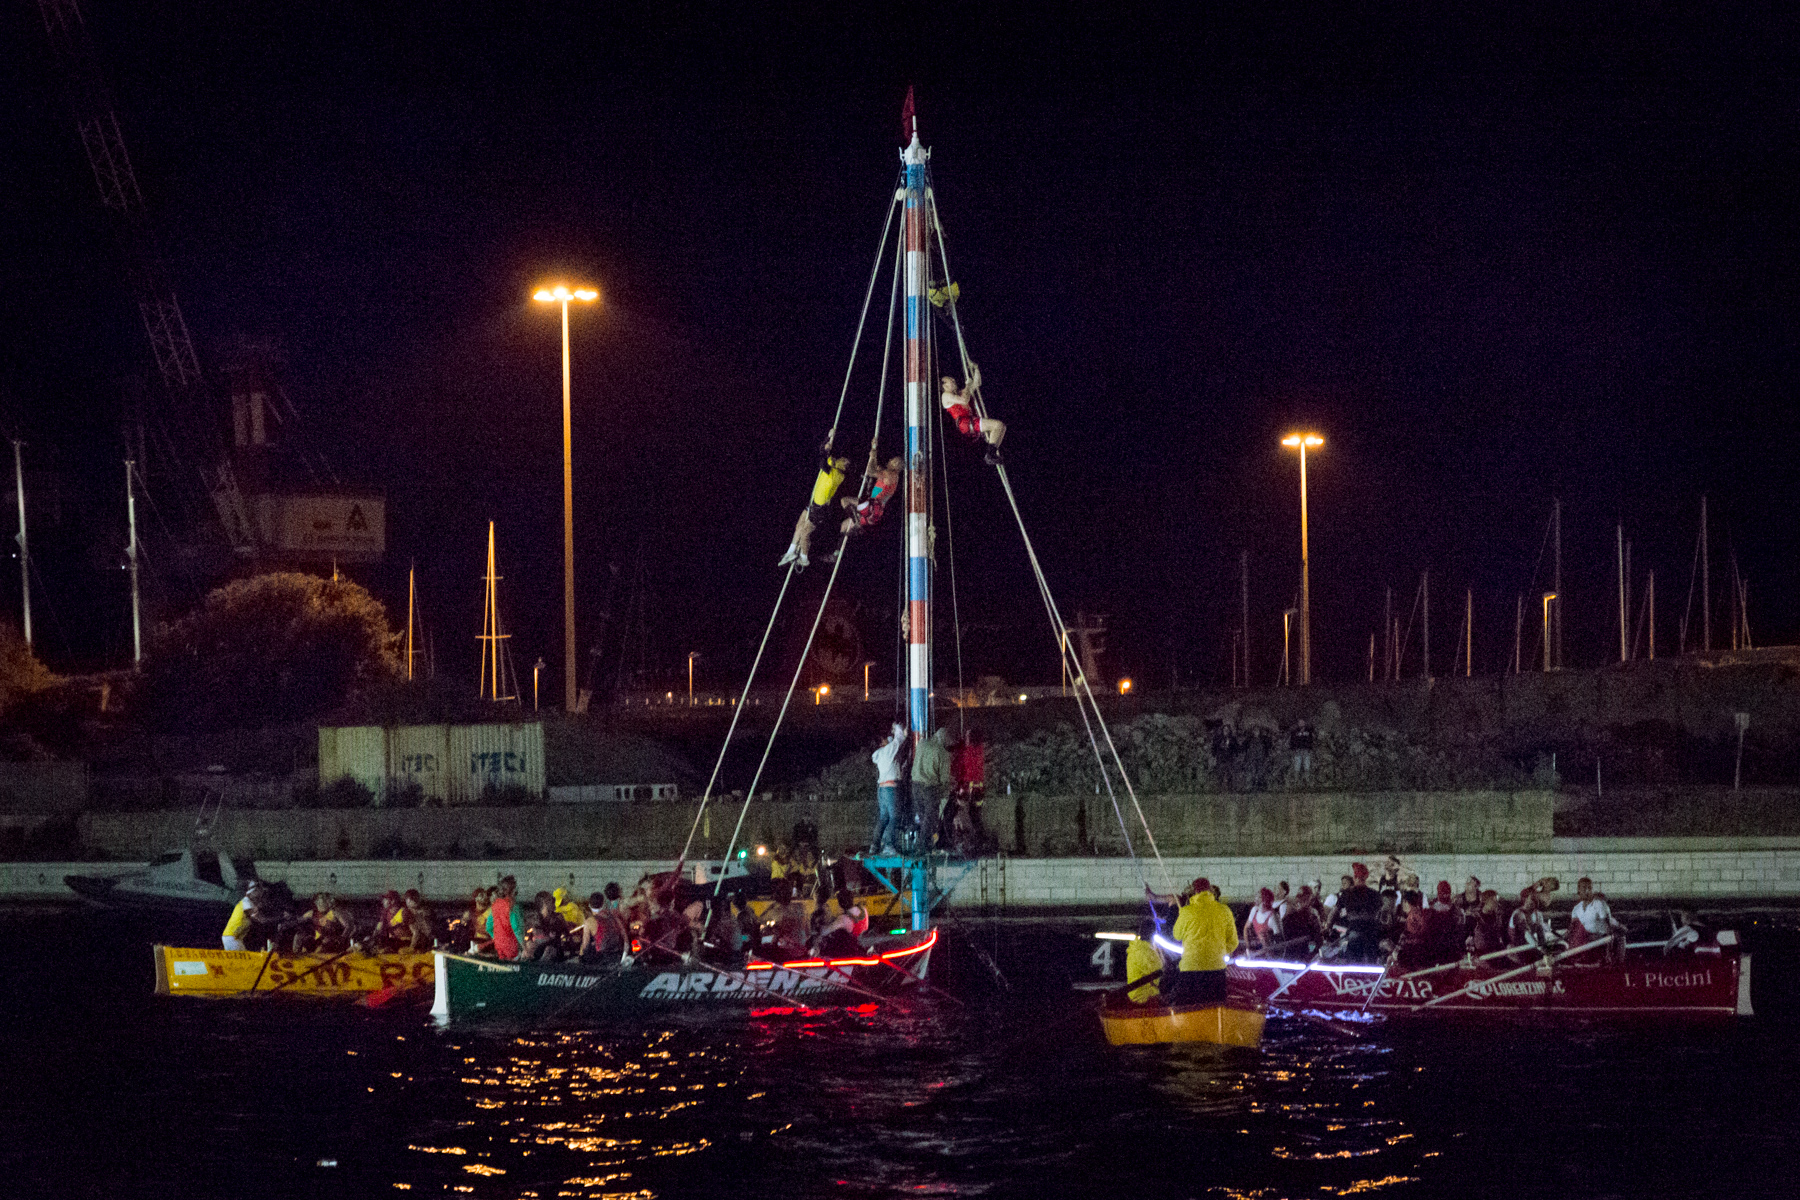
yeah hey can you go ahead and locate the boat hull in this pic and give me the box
[1100,994,1266,1047]
[152,944,435,997]
[431,931,937,1022]
[1229,949,1750,1017]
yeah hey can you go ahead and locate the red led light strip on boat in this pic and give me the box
[744,929,937,972]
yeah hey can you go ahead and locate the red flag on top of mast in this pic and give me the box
[901,86,916,143]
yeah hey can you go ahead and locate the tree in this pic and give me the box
[141,572,403,729]
[0,621,55,717]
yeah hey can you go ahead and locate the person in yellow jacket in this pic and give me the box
[1147,876,1238,1004]
[1124,917,1166,1003]
[552,886,586,930]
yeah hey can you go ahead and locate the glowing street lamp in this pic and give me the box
[687,651,699,706]
[1280,433,1324,685]
[533,283,600,713]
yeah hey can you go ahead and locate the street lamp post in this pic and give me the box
[1542,592,1557,673]
[533,657,545,712]
[1281,433,1324,685]
[533,284,599,713]
[687,651,699,706]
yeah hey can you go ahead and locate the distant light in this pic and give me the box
[889,928,906,935]
[736,848,748,860]
[1281,432,1325,449]
[755,845,767,856]
[1117,678,1133,695]
[819,683,829,697]
[1093,931,1135,941]
[1018,693,1028,703]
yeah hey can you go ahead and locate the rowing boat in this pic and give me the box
[1099,987,1266,1047]
[152,944,435,997]
[1228,933,1750,1017]
[429,928,936,1022]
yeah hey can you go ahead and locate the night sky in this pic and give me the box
[3,2,1797,695]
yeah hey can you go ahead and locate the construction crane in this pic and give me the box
[34,0,380,571]
[35,0,255,551]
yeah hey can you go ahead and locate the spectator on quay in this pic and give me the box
[911,727,953,850]
[1210,721,1240,792]
[868,723,910,856]
[951,728,990,853]
[1289,720,1315,782]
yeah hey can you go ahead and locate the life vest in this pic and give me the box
[810,461,847,508]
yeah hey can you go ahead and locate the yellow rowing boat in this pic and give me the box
[152,944,435,997]
[1099,995,1266,1047]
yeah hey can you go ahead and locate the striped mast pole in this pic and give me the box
[902,91,932,749]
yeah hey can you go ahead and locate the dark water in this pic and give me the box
[8,912,1800,1200]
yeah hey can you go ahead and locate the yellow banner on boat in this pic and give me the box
[153,945,435,997]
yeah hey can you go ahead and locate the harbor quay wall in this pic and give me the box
[8,841,1800,906]
[60,788,1553,862]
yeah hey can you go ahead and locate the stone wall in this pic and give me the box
[9,844,1799,906]
[67,788,1552,861]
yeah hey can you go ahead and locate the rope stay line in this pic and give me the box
[711,533,855,886]
[675,184,902,873]
[825,178,903,453]
[926,182,1171,894]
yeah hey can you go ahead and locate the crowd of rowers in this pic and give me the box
[1125,856,1705,1004]
[220,863,878,970]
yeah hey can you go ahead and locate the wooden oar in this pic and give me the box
[241,945,278,995]
[260,944,359,996]
[1358,951,1398,1013]
[1418,936,1610,1009]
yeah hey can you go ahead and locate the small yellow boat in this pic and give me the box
[153,944,436,998]
[1099,993,1266,1048]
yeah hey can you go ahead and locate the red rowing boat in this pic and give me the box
[1228,932,1751,1017]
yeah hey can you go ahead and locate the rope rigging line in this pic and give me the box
[824,176,903,453]
[925,182,1170,893]
[676,184,902,871]
[993,461,1174,893]
[675,561,799,867]
[711,531,856,886]
[931,342,968,738]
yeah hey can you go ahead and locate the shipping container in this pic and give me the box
[547,783,681,804]
[387,725,450,802]
[445,723,545,804]
[318,726,386,802]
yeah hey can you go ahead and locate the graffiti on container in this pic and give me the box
[398,754,439,773]
[470,751,529,775]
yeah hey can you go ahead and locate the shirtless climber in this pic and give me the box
[838,457,904,537]
[939,364,1006,461]
[777,452,852,569]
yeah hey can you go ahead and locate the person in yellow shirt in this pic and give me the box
[777,454,852,568]
[1148,876,1238,1004]
[1124,917,1166,1003]
[222,880,266,950]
